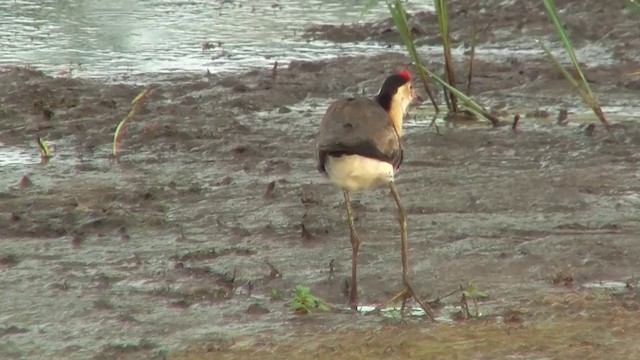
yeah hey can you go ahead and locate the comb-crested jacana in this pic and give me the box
[315,69,434,318]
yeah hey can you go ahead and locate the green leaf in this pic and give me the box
[539,0,611,135]
[288,285,329,314]
[463,281,489,300]
[386,0,439,112]
[416,65,499,126]
[627,0,640,13]
[542,0,593,99]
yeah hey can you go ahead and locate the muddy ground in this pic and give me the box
[1,0,640,359]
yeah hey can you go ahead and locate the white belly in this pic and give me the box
[325,154,394,191]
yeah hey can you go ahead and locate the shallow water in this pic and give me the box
[1,0,630,83]
[0,0,426,78]
[0,143,41,167]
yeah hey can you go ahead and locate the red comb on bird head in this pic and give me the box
[397,68,411,80]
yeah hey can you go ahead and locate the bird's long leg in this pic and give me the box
[374,182,435,320]
[343,189,360,311]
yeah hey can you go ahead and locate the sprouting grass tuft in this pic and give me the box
[387,0,439,113]
[462,280,489,318]
[418,64,500,126]
[387,0,498,126]
[289,285,329,314]
[112,86,154,158]
[538,0,611,135]
[434,0,458,112]
[36,135,51,162]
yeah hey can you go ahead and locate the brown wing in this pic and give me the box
[315,97,403,175]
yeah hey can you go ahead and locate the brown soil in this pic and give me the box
[1,0,640,359]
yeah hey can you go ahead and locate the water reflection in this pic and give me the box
[0,0,421,78]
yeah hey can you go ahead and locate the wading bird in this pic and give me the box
[315,69,434,318]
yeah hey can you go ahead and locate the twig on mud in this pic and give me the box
[245,281,254,297]
[301,223,314,241]
[265,260,282,279]
[442,82,451,110]
[466,19,477,96]
[586,122,596,136]
[459,284,472,318]
[512,114,520,131]
[264,180,276,199]
[557,109,569,126]
[217,268,238,291]
[472,296,479,317]
[175,226,187,242]
[328,259,335,280]
[301,212,314,241]
[427,286,461,306]
[428,114,440,134]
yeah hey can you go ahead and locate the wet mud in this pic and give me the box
[2,0,640,359]
[305,0,640,62]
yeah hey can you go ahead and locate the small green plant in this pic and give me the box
[537,0,611,135]
[270,288,284,300]
[36,135,51,162]
[417,64,500,126]
[112,86,154,158]
[289,285,329,314]
[628,0,640,13]
[387,0,499,126]
[462,280,489,318]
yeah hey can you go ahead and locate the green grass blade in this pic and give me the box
[541,0,612,136]
[466,19,477,95]
[387,0,439,113]
[534,40,584,98]
[434,0,458,111]
[542,0,593,98]
[628,0,640,12]
[537,39,613,135]
[36,136,51,160]
[112,86,153,157]
[417,64,499,126]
